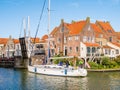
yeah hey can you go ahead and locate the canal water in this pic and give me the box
[0,68,120,90]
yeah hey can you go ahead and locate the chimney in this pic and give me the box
[71,20,75,23]
[86,17,90,23]
[61,19,64,24]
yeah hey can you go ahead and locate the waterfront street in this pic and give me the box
[0,68,120,90]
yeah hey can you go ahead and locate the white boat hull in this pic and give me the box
[28,65,87,77]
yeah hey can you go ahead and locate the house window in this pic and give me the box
[87,47,90,53]
[69,47,72,52]
[76,47,79,52]
[88,37,91,42]
[83,36,87,42]
[99,41,102,46]
[92,37,95,43]
[64,37,67,43]
[109,37,112,42]
[61,27,64,33]
[58,47,60,53]
[105,49,108,54]
[108,30,112,33]
[68,37,71,40]
[57,38,61,43]
[17,45,19,50]
[116,49,119,54]
[75,36,79,40]
[92,47,95,53]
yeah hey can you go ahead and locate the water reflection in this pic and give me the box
[24,73,89,90]
[87,72,120,90]
[0,68,120,90]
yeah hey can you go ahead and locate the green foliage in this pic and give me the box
[114,57,120,65]
[75,59,84,66]
[53,59,59,64]
[69,61,73,66]
[97,64,103,69]
[102,57,110,66]
[88,61,99,69]
[109,61,118,68]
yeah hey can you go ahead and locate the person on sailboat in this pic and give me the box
[65,60,69,68]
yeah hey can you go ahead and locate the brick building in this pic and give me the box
[41,17,120,59]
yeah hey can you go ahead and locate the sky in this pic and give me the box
[0,0,120,39]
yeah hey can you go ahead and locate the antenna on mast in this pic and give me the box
[23,18,26,38]
[28,16,30,38]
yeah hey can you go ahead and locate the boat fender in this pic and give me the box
[64,68,67,75]
[34,67,37,73]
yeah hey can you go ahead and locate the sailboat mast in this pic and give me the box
[47,0,50,60]
[28,16,30,39]
[28,16,31,58]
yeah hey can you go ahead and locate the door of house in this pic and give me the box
[65,47,67,56]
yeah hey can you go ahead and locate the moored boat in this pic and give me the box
[28,64,87,77]
[27,0,87,77]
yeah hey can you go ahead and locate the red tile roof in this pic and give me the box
[91,23,103,33]
[31,38,40,43]
[13,39,19,44]
[0,38,9,44]
[112,42,120,47]
[103,45,113,49]
[97,21,115,33]
[84,42,100,47]
[41,35,48,40]
[65,21,86,35]
[91,23,105,38]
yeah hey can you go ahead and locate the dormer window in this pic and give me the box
[108,30,112,33]
[109,37,112,42]
[61,27,64,33]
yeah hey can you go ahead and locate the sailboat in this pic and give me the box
[28,0,87,77]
